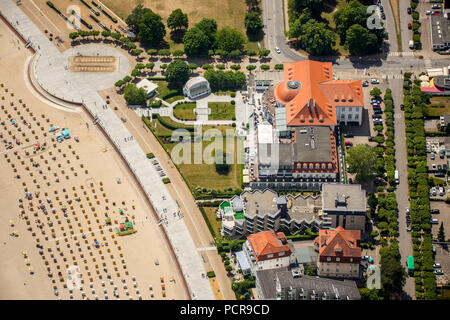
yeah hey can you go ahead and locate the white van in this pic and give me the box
[395,170,399,184]
[409,40,414,49]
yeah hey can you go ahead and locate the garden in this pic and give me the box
[173,102,197,120]
[208,102,236,121]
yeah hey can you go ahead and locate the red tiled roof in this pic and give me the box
[314,226,361,259]
[247,230,291,261]
[274,60,363,127]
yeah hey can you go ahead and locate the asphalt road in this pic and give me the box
[390,78,415,300]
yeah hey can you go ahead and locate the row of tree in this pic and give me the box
[203,69,246,91]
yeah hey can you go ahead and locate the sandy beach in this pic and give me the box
[0,19,188,300]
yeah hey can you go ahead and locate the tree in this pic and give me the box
[215,27,246,54]
[346,144,377,184]
[188,63,198,73]
[167,8,188,31]
[147,48,157,56]
[370,87,382,97]
[333,0,368,43]
[299,19,336,55]
[288,9,312,39]
[304,265,315,276]
[438,222,445,242]
[132,48,143,56]
[258,49,270,57]
[183,27,210,56]
[246,64,256,72]
[245,0,260,10]
[244,11,263,34]
[158,49,171,57]
[379,243,406,298]
[126,4,151,31]
[225,265,233,273]
[123,83,147,106]
[165,60,190,88]
[172,49,185,57]
[195,18,218,47]
[345,24,378,56]
[137,10,166,46]
[146,62,155,71]
[359,288,384,300]
[291,0,323,18]
[101,30,111,39]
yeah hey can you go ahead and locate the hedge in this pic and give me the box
[199,206,216,238]
[147,76,166,81]
[160,90,183,101]
[152,113,195,132]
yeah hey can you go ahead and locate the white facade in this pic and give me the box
[335,106,362,125]
[317,261,360,278]
[183,77,211,99]
[242,240,294,275]
[136,79,158,98]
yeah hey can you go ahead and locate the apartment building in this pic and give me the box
[314,227,362,279]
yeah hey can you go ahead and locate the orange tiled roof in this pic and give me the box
[314,226,361,259]
[274,60,363,126]
[247,230,291,261]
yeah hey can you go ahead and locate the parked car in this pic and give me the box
[408,23,412,29]
[426,10,432,15]
[432,163,437,170]
[407,7,411,14]
[349,178,353,184]
[432,4,441,9]
[435,172,445,177]
[433,11,440,15]
[372,115,382,120]
[433,269,444,275]
[433,263,442,268]
[362,81,369,87]
[400,104,404,110]
[431,187,437,196]
[345,141,353,147]
[380,5,384,12]
[344,132,354,138]
[430,152,435,160]
[439,187,444,196]
[371,98,381,104]
[443,164,448,170]
[430,218,439,224]
[373,120,383,126]
[371,78,380,84]
[405,207,410,215]
[374,109,383,115]
[381,12,386,20]
[430,209,440,214]
[439,150,445,159]
[438,164,442,171]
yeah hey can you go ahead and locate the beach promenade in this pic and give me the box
[0,0,214,300]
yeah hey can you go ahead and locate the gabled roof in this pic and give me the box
[314,227,361,259]
[274,60,363,127]
[247,230,291,261]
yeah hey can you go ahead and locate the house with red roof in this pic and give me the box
[274,60,363,133]
[241,230,296,274]
[314,227,361,279]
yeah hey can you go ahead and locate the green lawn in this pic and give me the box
[424,96,450,116]
[173,102,197,120]
[164,137,242,191]
[202,206,223,236]
[208,102,235,120]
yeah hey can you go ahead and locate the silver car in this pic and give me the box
[275,46,281,54]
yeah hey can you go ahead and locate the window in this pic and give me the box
[267,254,273,258]
[279,252,285,256]
[327,257,331,262]
[350,258,353,262]
[348,114,352,119]
[355,114,359,119]
[336,257,340,262]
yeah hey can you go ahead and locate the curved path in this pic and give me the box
[0,0,214,300]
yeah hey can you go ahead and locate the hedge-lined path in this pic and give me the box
[391,78,415,300]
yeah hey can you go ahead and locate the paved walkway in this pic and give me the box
[0,0,214,300]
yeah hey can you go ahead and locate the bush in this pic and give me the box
[230,92,236,98]
[231,100,235,105]
[202,64,213,70]
[274,64,284,70]
[260,64,270,70]
[216,64,226,70]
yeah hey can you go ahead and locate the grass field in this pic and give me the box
[208,102,235,120]
[425,96,450,116]
[164,137,242,191]
[202,206,223,236]
[173,102,197,120]
[100,0,263,50]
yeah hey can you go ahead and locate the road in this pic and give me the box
[390,78,415,300]
[261,0,449,73]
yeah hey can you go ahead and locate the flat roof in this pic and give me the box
[241,189,279,217]
[293,126,333,163]
[322,183,366,212]
[136,79,158,93]
[235,251,251,271]
[431,13,450,46]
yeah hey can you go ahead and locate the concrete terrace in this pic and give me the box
[0,0,214,300]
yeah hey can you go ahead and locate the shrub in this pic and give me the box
[231,100,235,105]
[274,64,284,70]
[216,64,226,70]
[202,64,213,70]
[230,92,236,98]
[260,64,270,70]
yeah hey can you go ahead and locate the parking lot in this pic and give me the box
[433,243,450,285]
[431,201,450,239]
